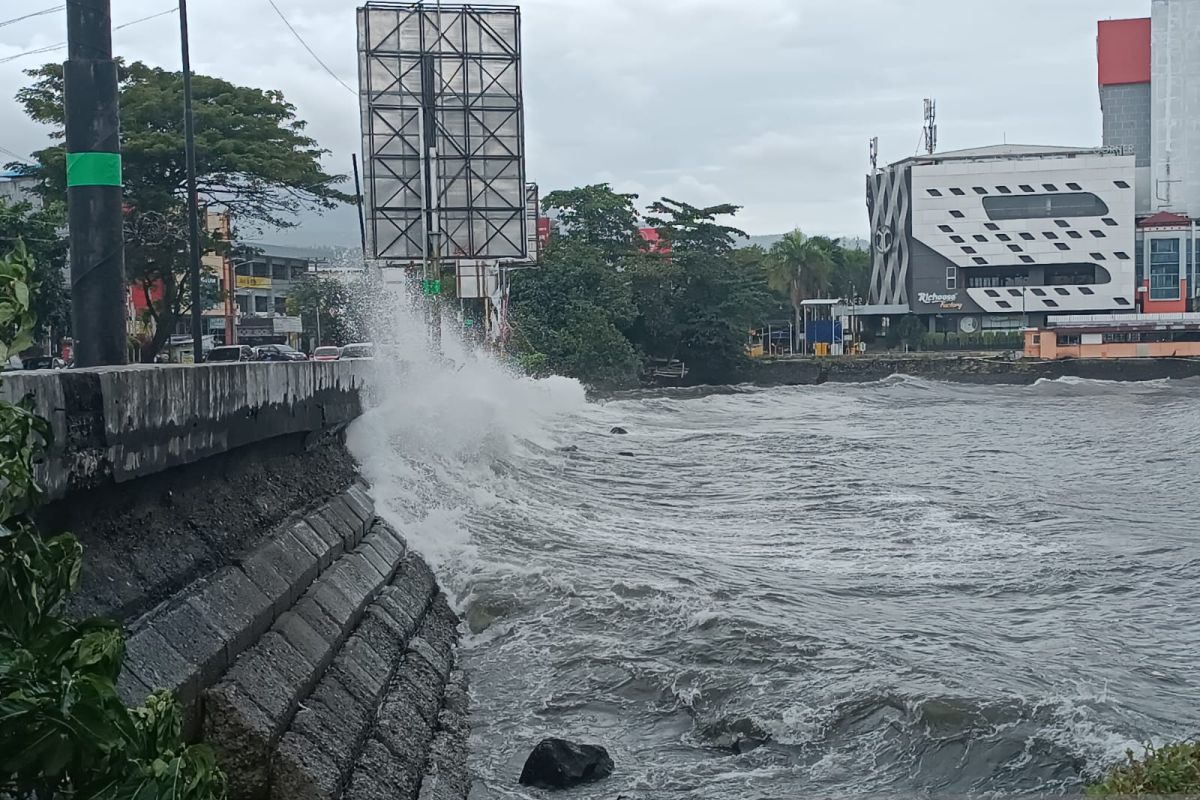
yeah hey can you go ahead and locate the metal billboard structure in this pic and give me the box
[357,2,527,265]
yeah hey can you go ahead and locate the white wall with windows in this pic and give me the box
[1139,228,1199,303]
[911,150,1137,314]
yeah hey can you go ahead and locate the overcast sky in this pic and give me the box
[1,0,1148,246]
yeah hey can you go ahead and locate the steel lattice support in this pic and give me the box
[357,2,527,262]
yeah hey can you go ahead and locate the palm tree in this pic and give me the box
[765,230,834,352]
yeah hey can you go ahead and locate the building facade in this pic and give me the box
[867,145,1137,331]
[1098,1,1200,310]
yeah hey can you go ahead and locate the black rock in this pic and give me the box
[610,427,628,435]
[518,738,614,790]
[699,716,771,754]
[617,451,635,457]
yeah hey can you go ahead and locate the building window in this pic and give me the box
[274,296,287,315]
[251,260,270,278]
[1066,182,1082,191]
[1114,180,1130,189]
[950,210,965,218]
[1115,297,1131,305]
[927,189,943,197]
[1043,184,1058,192]
[1149,238,1182,300]
[1020,232,1035,240]
[984,289,1001,297]
[962,246,977,254]
[272,261,289,281]
[1008,244,1023,252]
[1057,333,1080,346]
[997,300,1012,309]
[236,262,251,276]
[254,295,269,313]
[1080,287,1095,295]
[1055,219,1071,228]
[1031,288,1047,297]
[983,193,1110,221]
[1055,243,1071,251]
[946,267,957,289]
[1102,218,1118,226]
[950,187,965,196]
[1091,253,1106,261]
[974,234,988,242]
[1044,232,1059,240]
[997,233,1012,242]
[1019,184,1034,192]
[939,225,954,233]
[996,186,1012,194]
[1044,300,1059,308]
[1054,288,1070,296]
[1114,251,1130,260]
[985,223,1000,231]
[950,235,965,243]
[973,187,988,195]
[1032,334,1041,344]
[1067,231,1083,239]
[291,263,309,280]
[1046,266,1096,285]
[1020,255,1035,264]
[236,295,251,314]
[1090,230,1106,238]
[973,257,988,265]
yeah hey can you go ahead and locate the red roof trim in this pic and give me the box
[1138,211,1193,228]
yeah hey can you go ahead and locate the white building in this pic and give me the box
[867,145,1137,331]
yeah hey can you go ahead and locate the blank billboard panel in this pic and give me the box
[358,3,527,261]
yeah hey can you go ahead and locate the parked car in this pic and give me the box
[21,356,66,370]
[339,342,375,360]
[312,346,342,362]
[254,344,307,362]
[205,345,255,363]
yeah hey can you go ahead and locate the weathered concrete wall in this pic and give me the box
[8,363,468,800]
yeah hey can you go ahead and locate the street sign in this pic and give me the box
[421,279,442,295]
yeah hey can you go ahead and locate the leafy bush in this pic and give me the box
[1088,742,1200,796]
[0,241,226,799]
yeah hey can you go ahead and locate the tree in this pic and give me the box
[286,275,356,349]
[17,61,353,360]
[636,199,766,382]
[0,199,69,349]
[765,230,835,351]
[541,184,642,264]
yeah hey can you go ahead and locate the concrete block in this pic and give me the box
[328,636,389,707]
[116,667,154,708]
[317,505,357,552]
[354,540,391,582]
[302,515,344,568]
[355,608,407,665]
[376,585,425,639]
[408,637,452,683]
[419,729,471,800]
[311,572,364,627]
[326,496,365,545]
[272,729,342,800]
[374,682,434,763]
[188,566,273,664]
[238,546,292,619]
[326,556,380,612]
[292,595,343,646]
[255,532,322,611]
[442,670,469,718]
[205,680,277,800]
[344,737,422,800]
[274,610,337,675]
[396,554,437,603]
[289,677,369,775]
[123,627,198,699]
[364,526,405,568]
[341,485,374,529]
[223,632,312,724]
[370,520,409,559]
[153,597,229,692]
[288,520,333,570]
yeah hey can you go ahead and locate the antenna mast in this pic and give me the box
[869,136,879,171]
[922,98,937,155]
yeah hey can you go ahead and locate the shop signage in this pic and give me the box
[236,276,271,289]
[273,316,302,334]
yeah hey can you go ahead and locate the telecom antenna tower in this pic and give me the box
[922,98,937,155]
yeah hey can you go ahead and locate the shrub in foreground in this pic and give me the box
[1088,742,1200,796]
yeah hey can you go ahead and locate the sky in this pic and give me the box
[0,0,1149,246]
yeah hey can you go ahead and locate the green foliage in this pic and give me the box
[540,184,641,263]
[895,314,927,351]
[0,239,226,799]
[286,274,360,349]
[0,199,70,346]
[1088,742,1200,796]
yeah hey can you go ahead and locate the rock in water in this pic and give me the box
[518,738,614,790]
[618,451,635,457]
[700,716,771,754]
[610,427,628,435]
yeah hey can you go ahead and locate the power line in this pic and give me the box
[0,144,34,164]
[264,0,355,96]
[0,5,63,29]
[0,6,177,65]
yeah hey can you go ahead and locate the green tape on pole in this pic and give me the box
[66,152,122,187]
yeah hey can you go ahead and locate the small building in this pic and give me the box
[1024,312,1200,359]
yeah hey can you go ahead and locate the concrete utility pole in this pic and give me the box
[64,0,128,366]
[178,0,205,363]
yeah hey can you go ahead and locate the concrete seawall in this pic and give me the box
[4,362,468,800]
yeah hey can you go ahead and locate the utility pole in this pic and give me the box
[178,0,205,363]
[64,0,128,366]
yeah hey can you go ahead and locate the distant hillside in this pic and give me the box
[741,233,868,251]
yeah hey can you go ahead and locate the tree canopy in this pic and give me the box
[15,60,352,361]
[0,199,69,348]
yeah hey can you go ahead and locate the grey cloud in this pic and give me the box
[0,0,1147,245]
